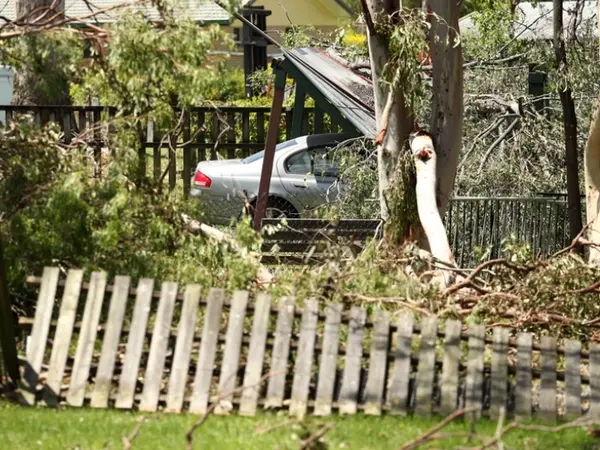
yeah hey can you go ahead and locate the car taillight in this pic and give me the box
[194,170,212,188]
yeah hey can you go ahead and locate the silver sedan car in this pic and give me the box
[190,133,352,224]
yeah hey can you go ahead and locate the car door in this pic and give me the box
[280,146,340,210]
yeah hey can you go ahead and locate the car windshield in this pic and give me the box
[241,139,298,164]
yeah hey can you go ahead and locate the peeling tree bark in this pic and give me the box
[410,132,454,276]
[584,1,600,264]
[585,98,600,264]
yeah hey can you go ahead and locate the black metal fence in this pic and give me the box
[446,196,576,267]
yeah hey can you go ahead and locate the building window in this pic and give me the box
[233,28,241,44]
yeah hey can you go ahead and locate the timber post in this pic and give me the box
[253,61,287,230]
[0,233,19,385]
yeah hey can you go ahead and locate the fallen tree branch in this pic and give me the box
[122,416,148,450]
[185,371,275,450]
[398,407,480,450]
[299,422,335,450]
[465,416,600,450]
[443,258,529,296]
[254,418,300,436]
[550,221,591,259]
[344,293,434,317]
[181,213,273,285]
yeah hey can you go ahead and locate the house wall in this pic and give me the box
[243,0,352,28]
[216,0,352,68]
[0,67,13,122]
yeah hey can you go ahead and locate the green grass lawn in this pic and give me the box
[1,400,598,450]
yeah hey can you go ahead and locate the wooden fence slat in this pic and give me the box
[182,111,192,197]
[211,112,220,160]
[490,327,510,419]
[90,276,131,408]
[265,297,296,409]
[515,333,533,419]
[189,288,225,414]
[138,281,178,412]
[215,290,249,415]
[415,317,438,416]
[63,109,72,144]
[165,284,201,413]
[364,310,390,416]
[115,278,154,409]
[289,299,319,418]
[539,335,557,421]
[440,319,461,415]
[153,129,162,181]
[388,313,414,415]
[339,306,366,415]
[21,267,61,405]
[78,110,87,137]
[242,111,250,158]
[590,343,600,417]
[465,325,485,417]
[66,271,108,407]
[257,111,265,144]
[314,303,342,417]
[197,111,206,163]
[226,111,236,159]
[168,133,177,189]
[42,269,83,407]
[240,293,272,416]
[93,109,101,178]
[314,106,324,134]
[565,339,582,418]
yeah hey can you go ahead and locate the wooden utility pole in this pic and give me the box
[0,234,19,385]
[253,63,287,230]
[553,0,583,243]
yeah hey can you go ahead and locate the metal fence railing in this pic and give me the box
[445,196,578,268]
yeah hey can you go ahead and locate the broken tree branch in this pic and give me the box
[398,407,480,450]
[299,423,335,450]
[185,372,275,450]
[181,213,273,285]
[122,416,148,450]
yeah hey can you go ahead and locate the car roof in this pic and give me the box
[295,133,358,149]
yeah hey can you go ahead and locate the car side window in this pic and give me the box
[285,150,312,174]
[285,147,339,177]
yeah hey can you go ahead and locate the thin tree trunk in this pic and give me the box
[553,0,583,243]
[427,0,463,216]
[363,0,413,222]
[11,0,70,105]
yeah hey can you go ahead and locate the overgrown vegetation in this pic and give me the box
[1,0,600,343]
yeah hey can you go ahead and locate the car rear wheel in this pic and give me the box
[242,197,299,221]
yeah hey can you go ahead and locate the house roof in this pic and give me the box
[0,0,249,24]
[460,1,597,40]
[0,0,352,25]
